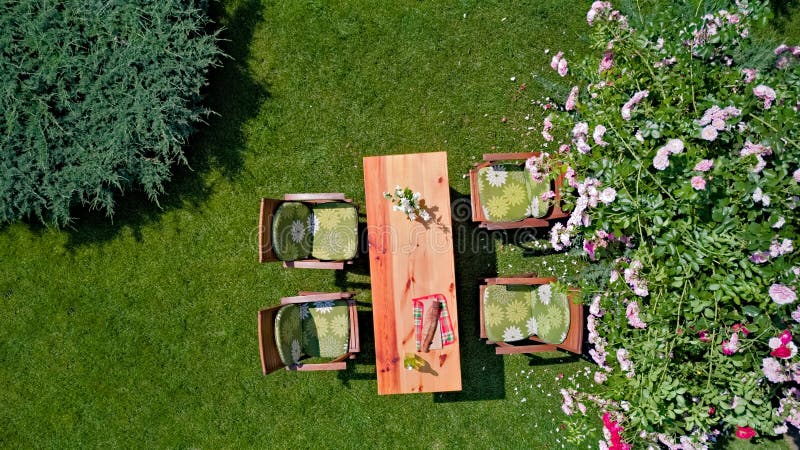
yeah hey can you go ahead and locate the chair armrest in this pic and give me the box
[482,152,538,162]
[484,276,557,286]
[281,292,353,304]
[291,359,348,371]
[284,260,346,270]
[284,193,346,201]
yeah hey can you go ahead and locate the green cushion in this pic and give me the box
[300,300,350,358]
[530,284,570,344]
[527,178,553,219]
[310,203,358,261]
[478,164,533,222]
[483,284,536,342]
[272,202,312,261]
[274,305,304,365]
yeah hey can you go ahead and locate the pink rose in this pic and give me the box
[701,125,718,141]
[742,68,757,83]
[599,51,613,73]
[653,148,670,170]
[593,125,608,146]
[770,284,797,305]
[565,86,579,111]
[694,159,714,172]
[776,44,790,55]
[753,84,777,109]
[550,51,564,70]
[557,58,568,77]
[691,176,706,190]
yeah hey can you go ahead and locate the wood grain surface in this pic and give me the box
[363,152,462,395]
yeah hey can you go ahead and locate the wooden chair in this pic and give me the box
[468,152,569,230]
[258,193,358,269]
[478,275,583,355]
[258,292,360,374]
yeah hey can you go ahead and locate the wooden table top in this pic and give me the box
[363,152,462,395]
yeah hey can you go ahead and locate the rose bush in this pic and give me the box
[535,1,800,448]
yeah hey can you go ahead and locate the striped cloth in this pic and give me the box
[412,294,455,350]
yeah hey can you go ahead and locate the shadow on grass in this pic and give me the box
[337,310,376,387]
[524,352,583,367]
[57,0,269,249]
[435,191,504,402]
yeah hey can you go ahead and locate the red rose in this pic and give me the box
[735,426,756,440]
[780,330,793,345]
[708,407,715,416]
[732,323,751,336]
[772,345,792,359]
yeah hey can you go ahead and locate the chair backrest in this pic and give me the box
[258,198,282,263]
[527,289,583,354]
[257,305,286,375]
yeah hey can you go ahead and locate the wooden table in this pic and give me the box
[363,152,462,395]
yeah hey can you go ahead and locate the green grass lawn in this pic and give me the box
[1,0,799,447]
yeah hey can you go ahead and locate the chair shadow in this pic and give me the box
[337,310,377,387]
[524,352,583,367]
[56,0,269,248]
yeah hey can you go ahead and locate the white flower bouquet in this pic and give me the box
[384,185,431,222]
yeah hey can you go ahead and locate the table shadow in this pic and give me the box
[435,190,505,402]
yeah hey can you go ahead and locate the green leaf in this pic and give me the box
[742,306,761,317]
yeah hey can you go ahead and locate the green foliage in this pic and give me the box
[541,0,800,447]
[0,0,221,225]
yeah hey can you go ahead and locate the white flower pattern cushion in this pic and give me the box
[274,304,305,365]
[477,164,533,222]
[483,284,536,342]
[301,300,350,358]
[310,202,358,261]
[530,286,570,344]
[526,177,553,219]
[272,202,312,261]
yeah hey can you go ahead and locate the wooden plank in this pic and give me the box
[468,169,484,222]
[258,198,281,263]
[482,152,537,162]
[257,306,285,375]
[283,260,345,270]
[363,152,462,395]
[293,361,348,371]
[283,193,346,201]
[485,276,557,286]
[280,292,351,304]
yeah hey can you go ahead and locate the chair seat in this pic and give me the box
[274,304,305,365]
[483,283,570,344]
[477,164,532,222]
[272,202,312,261]
[527,177,552,219]
[483,284,536,342]
[310,203,358,261]
[530,284,570,344]
[300,300,351,358]
[477,163,553,222]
